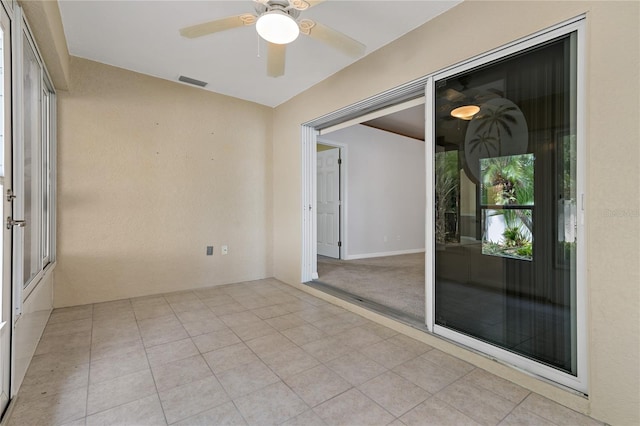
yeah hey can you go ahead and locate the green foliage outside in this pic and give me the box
[435,150,460,244]
[481,153,534,260]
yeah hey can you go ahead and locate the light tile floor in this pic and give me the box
[7,278,603,426]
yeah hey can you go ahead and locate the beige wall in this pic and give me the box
[55,57,273,306]
[273,2,639,425]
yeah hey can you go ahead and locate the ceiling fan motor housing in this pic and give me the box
[255,0,302,20]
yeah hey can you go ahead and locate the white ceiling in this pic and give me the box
[58,1,461,107]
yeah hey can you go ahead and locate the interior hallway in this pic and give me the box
[6,278,602,426]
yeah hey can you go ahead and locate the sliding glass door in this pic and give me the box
[301,16,585,393]
[428,23,584,390]
[0,4,57,418]
[13,20,55,306]
[0,2,11,415]
[21,31,45,293]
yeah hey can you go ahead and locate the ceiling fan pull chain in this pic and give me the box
[257,32,262,58]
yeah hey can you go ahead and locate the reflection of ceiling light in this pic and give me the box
[256,11,300,44]
[451,105,480,120]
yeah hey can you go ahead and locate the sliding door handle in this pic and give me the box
[6,217,26,230]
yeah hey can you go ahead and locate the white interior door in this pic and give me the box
[0,3,12,414]
[317,148,340,258]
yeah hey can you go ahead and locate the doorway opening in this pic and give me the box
[311,99,427,324]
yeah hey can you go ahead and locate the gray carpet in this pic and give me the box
[316,253,425,321]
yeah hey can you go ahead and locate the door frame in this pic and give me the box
[425,16,587,394]
[0,0,12,416]
[5,2,57,405]
[316,141,347,261]
[300,15,587,393]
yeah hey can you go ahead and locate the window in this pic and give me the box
[17,22,56,300]
[22,32,42,289]
[428,25,584,390]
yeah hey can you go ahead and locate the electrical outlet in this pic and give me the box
[221,245,228,255]
[206,246,214,256]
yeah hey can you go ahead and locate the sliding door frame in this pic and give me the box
[0,0,12,416]
[8,2,56,405]
[301,15,586,393]
[426,17,587,393]
[12,5,56,315]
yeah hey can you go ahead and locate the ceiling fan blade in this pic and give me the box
[299,20,365,58]
[267,42,286,77]
[291,0,325,10]
[179,14,256,39]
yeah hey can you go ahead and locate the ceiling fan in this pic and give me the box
[179,0,366,77]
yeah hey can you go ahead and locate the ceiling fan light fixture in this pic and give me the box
[451,105,480,120]
[256,10,299,44]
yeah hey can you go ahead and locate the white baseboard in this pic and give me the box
[344,248,425,260]
[0,396,17,425]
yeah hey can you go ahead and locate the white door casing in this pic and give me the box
[317,148,340,258]
[0,2,11,414]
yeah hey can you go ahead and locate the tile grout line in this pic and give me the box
[202,289,268,425]
[83,303,95,424]
[214,286,310,424]
[166,291,241,425]
[459,367,534,426]
[233,306,348,423]
[316,337,428,423]
[136,296,170,426]
[508,395,563,426]
[199,286,321,424]
[257,302,403,422]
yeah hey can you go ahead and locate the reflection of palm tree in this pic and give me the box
[482,155,534,201]
[435,151,459,244]
[469,132,498,157]
[482,154,534,233]
[476,104,518,155]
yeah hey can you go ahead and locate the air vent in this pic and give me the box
[178,75,208,87]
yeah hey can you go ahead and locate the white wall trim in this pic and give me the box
[344,248,425,261]
[301,125,318,282]
[424,76,435,333]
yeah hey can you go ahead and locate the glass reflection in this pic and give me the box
[434,34,577,374]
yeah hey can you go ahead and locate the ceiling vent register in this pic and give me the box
[178,75,208,87]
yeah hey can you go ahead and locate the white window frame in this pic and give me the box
[301,15,586,393]
[12,4,56,313]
